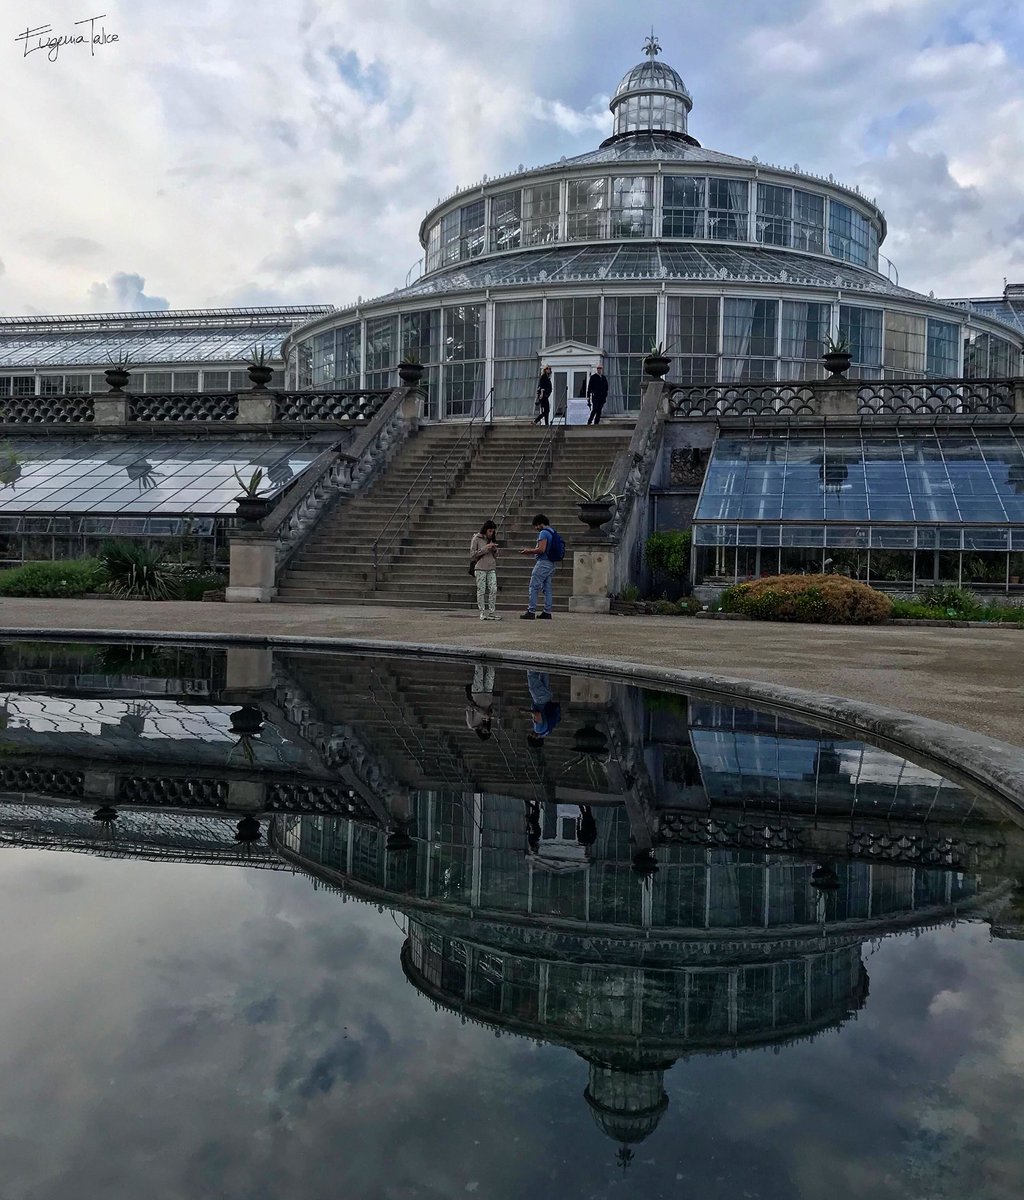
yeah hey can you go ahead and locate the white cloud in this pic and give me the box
[0,0,1021,313]
[86,272,169,312]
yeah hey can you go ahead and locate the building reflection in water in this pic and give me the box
[0,641,1021,1156]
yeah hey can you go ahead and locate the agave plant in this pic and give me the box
[108,349,135,370]
[232,466,268,497]
[99,540,179,601]
[245,344,269,368]
[823,335,851,355]
[568,469,624,504]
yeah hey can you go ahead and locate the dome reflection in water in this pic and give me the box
[0,640,1021,1193]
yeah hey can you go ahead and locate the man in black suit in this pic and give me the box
[586,364,608,425]
[533,365,552,425]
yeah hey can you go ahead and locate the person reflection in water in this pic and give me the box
[465,663,496,740]
[526,670,562,747]
[576,804,597,850]
[525,798,542,855]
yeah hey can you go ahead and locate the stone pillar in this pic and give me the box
[1014,380,1024,414]
[570,676,612,705]
[228,779,267,812]
[569,536,616,613]
[814,380,859,417]
[226,533,278,602]
[238,392,275,423]
[82,770,118,802]
[225,646,274,691]
[92,396,129,425]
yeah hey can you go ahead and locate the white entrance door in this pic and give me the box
[553,367,590,425]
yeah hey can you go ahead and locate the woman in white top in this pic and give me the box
[469,519,501,620]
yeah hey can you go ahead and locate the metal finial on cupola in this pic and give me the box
[643,31,661,57]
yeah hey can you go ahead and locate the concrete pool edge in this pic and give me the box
[3,624,1023,823]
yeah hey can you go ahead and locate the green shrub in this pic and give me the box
[619,583,640,603]
[721,574,892,625]
[652,598,678,615]
[0,558,104,598]
[677,596,700,615]
[177,573,227,601]
[645,531,691,580]
[99,541,179,601]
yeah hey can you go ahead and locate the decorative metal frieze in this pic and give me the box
[0,395,93,423]
[275,390,392,422]
[0,764,85,798]
[668,383,817,417]
[856,380,1015,415]
[268,781,368,815]
[659,811,807,853]
[846,828,1004,870]
[128,393,239,422]
[273,400,409,567]
[116,776,229,807]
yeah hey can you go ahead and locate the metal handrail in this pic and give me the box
[371,388,492,584]
[491,411,565,534]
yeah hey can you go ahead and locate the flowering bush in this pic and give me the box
[720,574,892,625]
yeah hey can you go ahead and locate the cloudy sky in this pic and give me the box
[1,0,1023,316]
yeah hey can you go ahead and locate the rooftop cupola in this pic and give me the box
[607,34,697,144]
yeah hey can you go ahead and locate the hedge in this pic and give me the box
[720,574,892,625]
[0,559,105,598]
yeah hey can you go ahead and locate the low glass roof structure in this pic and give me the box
[694,429,1024,549]
[0,437,326,516]
[0,307,332,369]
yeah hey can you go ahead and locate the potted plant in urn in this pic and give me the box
[397,350,425,388]
[104,350,134,393]
[245,345,275,390]
[643,341,672,379]
[568,469,624,530]
[822,335,853,379]
[232,466,272,523]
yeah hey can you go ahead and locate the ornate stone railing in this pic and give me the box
[856,379,1015,415]
[264,387,411,568]
[608,377,666,543]
[0,395,94,423]
[275,390,393,422]
[128,392,239,422]
[669,382,818,418]
[668,377,1023,418]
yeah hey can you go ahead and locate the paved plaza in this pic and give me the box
[0,598,1020,747]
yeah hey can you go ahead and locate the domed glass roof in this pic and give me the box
[608,39,693,139]
[612,59,692,105]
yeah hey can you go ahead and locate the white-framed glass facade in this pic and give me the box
[926,319,959,377]
[611,176,654,238]
[522,183,560,246]
[756,184,825,253]
[883,312,926,378]
[839,305,883,378]
[546,297,601,347]
[566,179,609,241]
[493,300,543,417]
[662,176,705,237]
[336,323,361,389]
[780,301,830,378]
[666,296,719,384]
[829,201,875,268]
[312,330,336,388]
[603,295,656,411]
[490,190,522,254]
[722,299,777,381]
[965,328,1019,378]
[443,305,485,417]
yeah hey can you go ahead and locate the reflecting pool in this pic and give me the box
[0,640,1022,1199]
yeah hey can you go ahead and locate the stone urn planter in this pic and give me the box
[235,495,272,524]
[247,364,274,390]
[643,354,671,379]
[822,350,852,379]
[104,367,131,393]
[574,724,609,757]
[398,361,425,387]
[230,705,264,736]
[577,499,615,530]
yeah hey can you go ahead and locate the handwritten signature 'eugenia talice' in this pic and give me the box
[15,13,119,62]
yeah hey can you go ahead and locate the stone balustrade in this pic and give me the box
[667,376,1023,419]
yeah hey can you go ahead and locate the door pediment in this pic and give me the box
[539,340,604,360]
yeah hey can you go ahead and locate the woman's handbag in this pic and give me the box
[468,558,477,576]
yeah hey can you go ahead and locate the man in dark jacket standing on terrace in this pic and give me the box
[586,364,608,425]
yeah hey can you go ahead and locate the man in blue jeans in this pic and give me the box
[519,512,557,619]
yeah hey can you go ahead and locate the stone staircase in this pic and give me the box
[277,422,632,609]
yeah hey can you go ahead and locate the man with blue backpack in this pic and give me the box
[518,512,565,619]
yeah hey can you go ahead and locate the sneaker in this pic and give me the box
[488,613,503,621]
[520,611,536,620]
[538,612,553,620]
[479,612,488,620]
